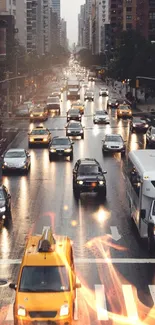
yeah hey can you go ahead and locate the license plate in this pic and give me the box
[58,152,63,155]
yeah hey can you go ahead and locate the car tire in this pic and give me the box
[81,134,84,139]
[130,127,134,132]
[121,151,126,158]
[148,224,155,255]
[73,188,80,199]
[28,143,32,148]
[49,154,54,161]
[70,153,73,161]
[94,121,96,124]
[98,187,106,199]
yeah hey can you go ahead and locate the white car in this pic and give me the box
[93,110,110,124]
[2,149,31,173]
[99,88,109,96]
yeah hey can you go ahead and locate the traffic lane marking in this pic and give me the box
[3,284,155,322]
[1,258,155,265]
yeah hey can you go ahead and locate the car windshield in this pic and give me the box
[0,190,5,200]
[69,109,79,114]
[5,151,26,158]
[52,138,70,145]
[106,136,122,142]
[47,98,59,103]
[119,105,130,110]
[78,165,99,175]
[19,266,70,293]
[68,123,81,128]
[86,92,93,96]
[32,107,44,113]
[133,118,145,123]
[17,105,28,111]
[96,111,107,115]
[31,129,48,135]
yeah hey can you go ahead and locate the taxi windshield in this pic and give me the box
[32,107,44,113]
[31,130,48,135]
[19,266,70,292]
[119,105,130,110]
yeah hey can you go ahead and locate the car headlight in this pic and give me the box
[40,113,43,116]
[78,92,80,95]
[30,114,33,117]
[43,138,48,142]
[68,115,70,117]
[99,181,104,185]
[17,307,26,317]
[0,206,6,213]
[65,148,72,152]
[68,92,70,95]
[78,115,81,117]
[145,124,149,127]
[4,162,7,166]
[109,102,111,105]
[67,130,71,133]
[30,139,34,142]
[133,124,136,127]
[60,304,69,316]
[80,130,83,133]
[50,149,56,152]
[77,180,83,185]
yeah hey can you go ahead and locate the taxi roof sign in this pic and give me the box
[38,226,56,252]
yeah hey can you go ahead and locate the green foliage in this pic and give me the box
[77,49,106,67]
[107,30,155,81]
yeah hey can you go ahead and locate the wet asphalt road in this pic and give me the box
[0,78,155,325]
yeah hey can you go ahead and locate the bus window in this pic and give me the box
[130,167,141,197]
[151,200,155,216]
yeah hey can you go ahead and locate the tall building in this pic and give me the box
[136,0,148,39]
[16,0,27,48]
[78,4,86,47]
[60,18,67,49]
[148,0,155,42]
[51,0,60,44]
[109,0,123,48]
[50,7,59,50]
[95,0,110,54]
[0,0,16,19]
[85,0,92,50]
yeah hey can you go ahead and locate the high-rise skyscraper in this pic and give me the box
[51,0,61,44]
[60,18,67,49]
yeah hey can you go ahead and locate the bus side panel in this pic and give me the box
[126,177,141,229]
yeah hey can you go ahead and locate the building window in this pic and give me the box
[126,7,132,12]
[149,12,155,19]
[126,15,132,20]
[27,2,31,9]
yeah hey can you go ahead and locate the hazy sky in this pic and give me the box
[61,0,85,45]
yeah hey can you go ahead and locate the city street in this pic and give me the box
[0,77,155,325]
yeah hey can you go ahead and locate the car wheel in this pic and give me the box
[148,224,155,255]
[49,154,54,161]
[130,127,134,132]
[98,187,106,199]
[70,152,73,161]
[121,151,126,158]
[73,188,80,199]
[94,120,96,124]
[81,134,84,139]
[28,143,32,148]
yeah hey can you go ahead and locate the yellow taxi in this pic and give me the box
[117,104,132,118]
[28,126,51,147]
[71,101,84,114]
[9,226,81,325]
[29,104,48,122]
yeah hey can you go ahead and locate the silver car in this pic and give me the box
[2,149,31,173]
[93,110,110,124]
[102,134,126,156]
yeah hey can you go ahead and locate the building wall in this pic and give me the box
[136,0,148,39]
[16,0,26,48]
[60,18,67,49]
[51,0,60,44]
[0,14,15,57]
[149,0,155,42]
[0,0,16,23]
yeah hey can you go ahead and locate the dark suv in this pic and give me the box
[72,159,107,199]
[146,126,155,147]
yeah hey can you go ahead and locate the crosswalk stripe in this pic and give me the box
[122,285,139,323]
[95,284,109,321]
[149,285,155,304]
[5,304,13,321]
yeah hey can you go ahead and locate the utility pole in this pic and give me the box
[15,54,18,105]
[6,71,10,117]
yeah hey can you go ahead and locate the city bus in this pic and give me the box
[125,149,155,253]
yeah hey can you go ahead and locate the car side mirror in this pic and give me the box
[103,171,107,174]
[75,283,81,289]
[140,209,146,220]
[9,283,16,290]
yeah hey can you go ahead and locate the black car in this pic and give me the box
[67,109,81,122]
[66,121,84,139]
[84,91,94,101]
[49,136,74,160]
[107,98,119,109]
[146,126,155,147]
[72,159,107,199]
[0,185,11,224]
[130,117,149,133]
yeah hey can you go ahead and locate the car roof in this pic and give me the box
[105,134,122,138]
[95,110,106,113]
[68,120,81,124]
[52,136,70,140]
[6,148,25,152]
[79,159,98,165]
